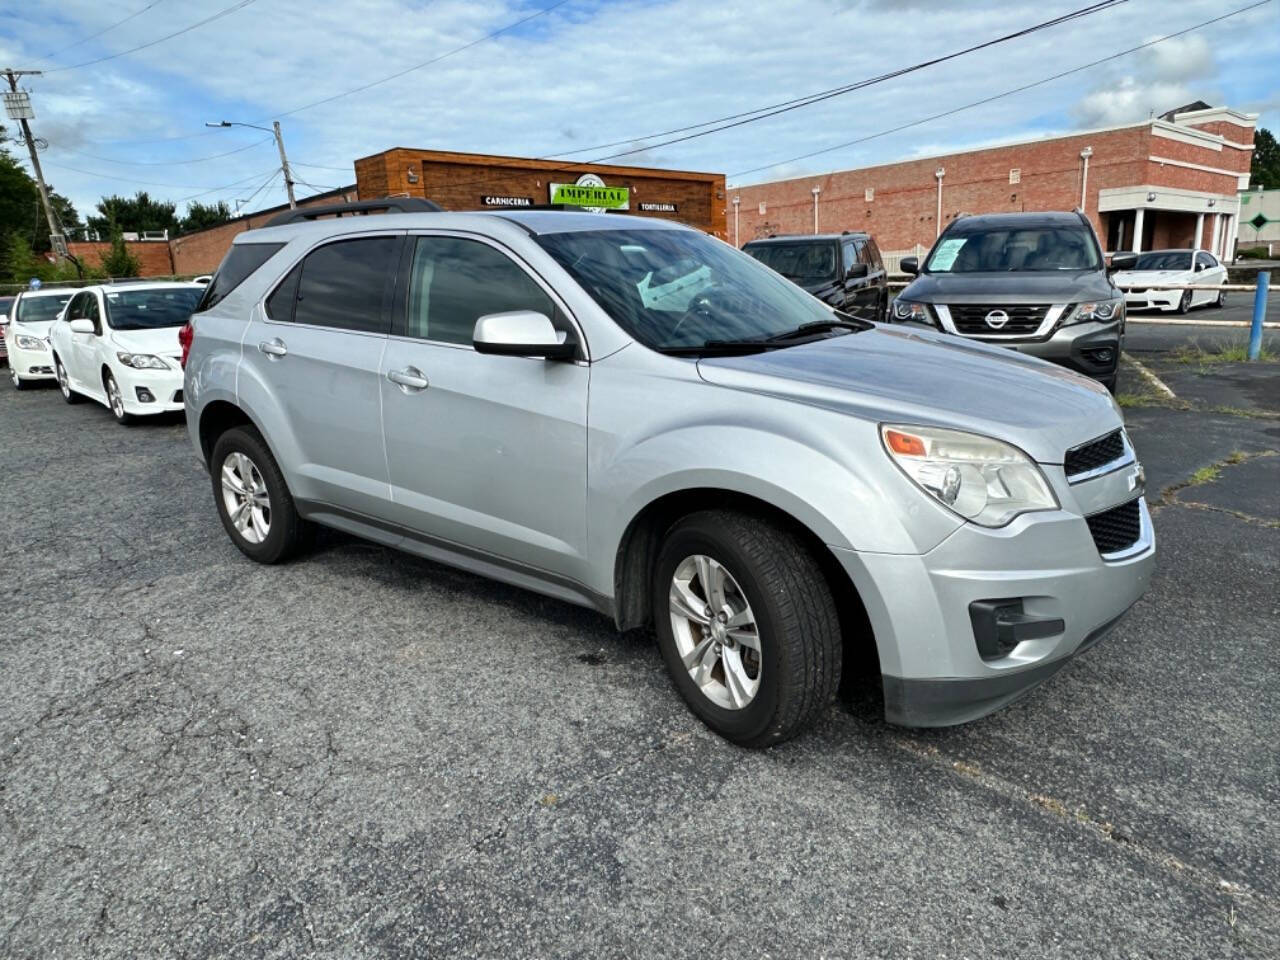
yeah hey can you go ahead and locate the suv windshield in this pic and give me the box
[1132,250,1192,271]
[744,241,839,283]
[926,225,1100,273]
[536,228,846,350]
[14,294,73,324]
[105,288,203,330]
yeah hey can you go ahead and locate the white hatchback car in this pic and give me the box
[1111,249,1228,313]
[5,287,77,389]
[48,282,203,423]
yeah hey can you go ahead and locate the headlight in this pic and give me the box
[1065,298,1122,325]
[116,352,168,369]
[891,299,932,324]
[14,335,47,351]
[881,424,1058,527]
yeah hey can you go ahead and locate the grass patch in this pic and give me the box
[1171,339,1276,365]
[1115,391,1160,408]
[1188,464,1222,486]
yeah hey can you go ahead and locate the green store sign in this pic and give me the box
[549,176,630,211]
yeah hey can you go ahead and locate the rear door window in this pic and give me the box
[265,265,301,322]
[292,236,400,334]
[195,242,284,313]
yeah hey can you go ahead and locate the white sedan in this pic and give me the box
[1112,249,1228,313]
[5,287,77,389]
[48,282,203,423]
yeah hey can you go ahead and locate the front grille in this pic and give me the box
[1065,429,1125,479]
[1086,498,1142,555]
[948,303,1053,336]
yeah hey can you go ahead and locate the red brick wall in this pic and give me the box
[67,240,174,276]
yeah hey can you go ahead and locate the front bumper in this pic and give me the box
[833,491,1155,727]
[1123,290,1180,312]
[115,364,184,415]
[8,342,54,381]
[966,321,1121,382]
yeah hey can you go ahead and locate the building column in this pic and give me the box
[1220,214,1234,260]
[1210,214,1222,258]
[1132,208,1145,252]
[1194,212,1204,251]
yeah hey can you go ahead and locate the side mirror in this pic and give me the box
[899,256,919,276]
[69,318,95,334]
[846,262,869,280]
[473,311,576,360]
[1108,252,1138,272]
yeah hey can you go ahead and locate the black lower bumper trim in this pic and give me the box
[882,605,1134,727]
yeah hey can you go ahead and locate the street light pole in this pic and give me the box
[3,68,66,259]
[732,195,740,247]
[811,186,821,234]
[207,119,296,209]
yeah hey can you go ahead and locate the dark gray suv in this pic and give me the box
[893,211,1137,391]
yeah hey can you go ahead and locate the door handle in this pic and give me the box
[258,338,288,358]
[387,366,429,392]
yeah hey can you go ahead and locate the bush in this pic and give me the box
[99,229,140,278]
[1237,246,1271,260]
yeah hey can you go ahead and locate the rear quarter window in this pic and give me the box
[195,242,285,313]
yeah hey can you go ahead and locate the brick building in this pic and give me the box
[67,237,175,276]
[353,147,727,240]
[727,103,1257,261]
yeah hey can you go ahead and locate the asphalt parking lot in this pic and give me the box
[2,329,1278,958]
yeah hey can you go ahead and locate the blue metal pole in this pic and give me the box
[1248,270,1269,361]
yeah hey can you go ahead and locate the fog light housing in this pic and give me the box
[135,387,155,403]
[969,599,1065,661]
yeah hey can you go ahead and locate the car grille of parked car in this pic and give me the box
[1086,498,1142,555]
[949,304,1052,336]
[1064,429,1125,479]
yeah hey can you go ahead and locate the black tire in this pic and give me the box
[652,510,841,747]
[210,425,311,564]
[9,364,28,390]
[1176,289,1192,314]
[1213,289,1226,309]
[103,371,134,424]
[54,356,81,404]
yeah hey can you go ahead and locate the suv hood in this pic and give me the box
[900,270,1116,304]
[696,326,1118,465]
[110,326,183,358]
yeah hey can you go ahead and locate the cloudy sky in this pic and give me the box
[1,0,1276,222]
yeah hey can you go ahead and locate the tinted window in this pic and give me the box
[195,242,284,313]
[400,236,555,345]
[0,296,14,314]
[266,264,301,322]
[65,293,87,321]
[744,241,839,283]
[856,240,874,265]
[14,293,73,324]
[865,237,883,268]
[105,288,201,330]
[1133,250,1192,271]
[1195,252,1216,269]
[841,242,858,275]
[85,294,102,335]
[293,236,399,334]
[927,226,1100,272]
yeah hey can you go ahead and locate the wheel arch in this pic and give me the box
[197,399,259,468]
[612,487,879,684]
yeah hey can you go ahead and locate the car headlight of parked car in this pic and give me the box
[891,299,932,323]
[1064,298,1122,325]
[881,424,1058,528]
[14,335,48,351]
[116,352,169,369]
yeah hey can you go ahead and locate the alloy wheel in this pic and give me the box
[668,554,762,710]
[57,361,70,398]
[9,365,18,387]
[106,375,125,420]
[220,451,272,545]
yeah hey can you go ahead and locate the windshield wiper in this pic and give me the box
[656,338,782,356]
[766,316,870,342]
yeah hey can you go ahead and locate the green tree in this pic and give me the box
[0,231,39,285]
[99,227,140,278]
[179,199,233,234]
[87,191,179,236]
[0,124,81,253]
[1252,128,1280,190]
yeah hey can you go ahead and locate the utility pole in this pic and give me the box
[207,119,296,208]
[3,69,67,259]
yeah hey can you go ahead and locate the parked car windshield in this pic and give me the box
[926,225,1100,272]
[0,296,13,315]
[536,227,845,350]
[1132,250,1192,271]
[105,288,203,330]
[744,242,839,283]
[13,293,73,324]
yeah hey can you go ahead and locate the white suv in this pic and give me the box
[49,282,203,423]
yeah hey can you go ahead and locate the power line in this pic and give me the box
[541,0,1127,161]
[45,0,258,73]
[174,167,282,203]
[727,0,1273,181]
[291,160,353,173]
[41,158,276,192]
[33,1,168,65]
[56,136,273,166]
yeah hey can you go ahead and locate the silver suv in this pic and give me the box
[184,205,1155,746]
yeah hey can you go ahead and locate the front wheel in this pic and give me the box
[55,357,81,404]
[1176,289,1192,314]
[104,371,133,424]
[210,426,312,564]
[1214,288,1226,309]
[653,510,842,747]
[9,364,28,390]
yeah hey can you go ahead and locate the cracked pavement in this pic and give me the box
[2,343,1278,958]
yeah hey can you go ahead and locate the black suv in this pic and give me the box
[742,232,888,322]
[892,211,1137,391]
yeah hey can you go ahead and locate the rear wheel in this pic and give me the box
[210,426,311,564]
[55,357,81,404]
[652,510,841,747]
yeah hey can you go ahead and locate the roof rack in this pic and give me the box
[264,196,442,227]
